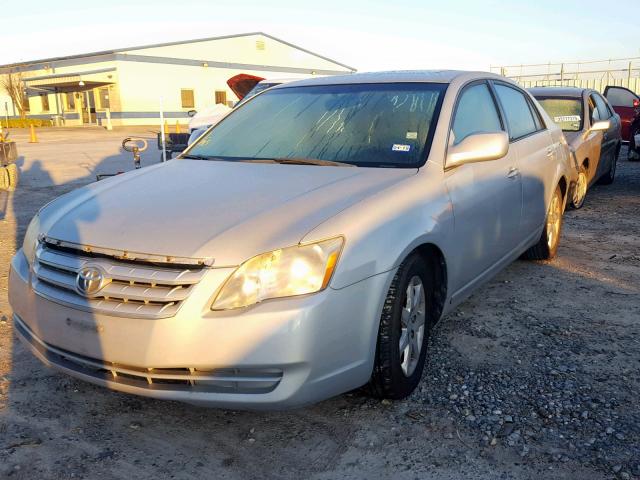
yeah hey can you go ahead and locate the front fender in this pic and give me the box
[301,162,454,291]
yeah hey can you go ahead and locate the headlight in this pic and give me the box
[22,214,40,265]
[211,237,344,310]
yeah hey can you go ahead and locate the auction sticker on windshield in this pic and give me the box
[392,144,411,152]
[554,115,581,123]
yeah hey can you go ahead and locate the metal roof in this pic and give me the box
[0,32,356,72]
[528,86,591,98]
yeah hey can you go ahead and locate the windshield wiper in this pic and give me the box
[180,154,214,160]
[245,157,356,167]
[180,154,231,161]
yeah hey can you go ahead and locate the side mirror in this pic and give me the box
[187,109,197,117]
[446,132,509,169]
[589,120,610,133]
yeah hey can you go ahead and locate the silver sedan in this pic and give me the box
[9,71,573,409]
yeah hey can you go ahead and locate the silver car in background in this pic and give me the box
[9,71,572,409]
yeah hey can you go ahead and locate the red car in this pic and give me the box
[604,85,640,160]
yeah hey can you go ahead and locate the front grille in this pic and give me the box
[15,316,283,394]
[32,240,208,319]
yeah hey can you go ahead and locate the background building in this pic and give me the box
[0,32,355,126]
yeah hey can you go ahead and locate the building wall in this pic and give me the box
[1,59,119,125]
[114,60,311,126]
[1,33,353,127]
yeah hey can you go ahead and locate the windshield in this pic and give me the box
[187,83,447,168]
[535,97,583,132]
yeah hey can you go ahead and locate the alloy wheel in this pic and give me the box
[573,171,587,208]
[399,276,426,377]
[546,191,562,250]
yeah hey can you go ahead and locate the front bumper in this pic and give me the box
[9,250,390,409]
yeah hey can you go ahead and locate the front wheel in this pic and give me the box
[369,254,433,400]
[523,185,563,260]
[569,165,587,209]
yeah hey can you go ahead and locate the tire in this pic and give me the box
[629,125,640,162]
[598,147,618,185]
[369,253,434,400]
[0,166,9,191]
[523,184,563,260]
[6,163,18,191]
[569,165,587,210]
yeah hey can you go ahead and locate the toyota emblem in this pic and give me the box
[75,266,105,297]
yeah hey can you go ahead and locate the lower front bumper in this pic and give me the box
[9,250,392,409]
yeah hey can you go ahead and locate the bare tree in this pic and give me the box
[1,71,27,118]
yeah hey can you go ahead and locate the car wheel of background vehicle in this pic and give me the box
[6,163,18,191]
[0,166,9,191]
[628,128,640,161]
[569,165,587,209]
[523,184,563,261]
[369,253,433,400]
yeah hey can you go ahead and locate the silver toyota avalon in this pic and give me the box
[9,71,573,409]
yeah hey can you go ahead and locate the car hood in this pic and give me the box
[40,160,416,266]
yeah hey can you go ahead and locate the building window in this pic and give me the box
[66,93,75,110]
[215,91,227,105]
[256,40,265,51]
[40,93,50,111]
[181,89,195,108]
[99,87,110,109]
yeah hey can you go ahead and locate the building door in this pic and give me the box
[80,91,97,124]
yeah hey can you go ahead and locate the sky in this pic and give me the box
[1,0,639,72]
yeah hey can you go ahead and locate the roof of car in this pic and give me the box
[272,70,504,88]
[528,86,591,98]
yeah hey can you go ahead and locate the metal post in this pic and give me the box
[85,91,91,125]
[54,87,60,120]
[159,97,167,163]
[105,108,112,131]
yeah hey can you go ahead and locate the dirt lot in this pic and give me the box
[1,128,638,480]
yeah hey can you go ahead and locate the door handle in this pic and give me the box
[546,147,554,158]
[507,167,519,179]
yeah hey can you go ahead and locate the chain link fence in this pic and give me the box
[490,58,640,93]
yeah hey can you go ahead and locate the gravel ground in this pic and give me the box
[0,128,638,479]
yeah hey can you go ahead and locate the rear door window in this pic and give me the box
[593,93,612,120]
[451,82,503,145]
[589,94,602,122]
[605,86,640,107]
[494,84,538,140]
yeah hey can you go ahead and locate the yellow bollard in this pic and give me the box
[175,121,181,134]
[29,124,38,143]
[163,121,169,136]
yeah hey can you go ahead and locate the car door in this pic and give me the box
[586,93,608,178]
[492,82,555,240]
[444,81,522,291]
[604,85,640,141]
[593,92,620,170]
